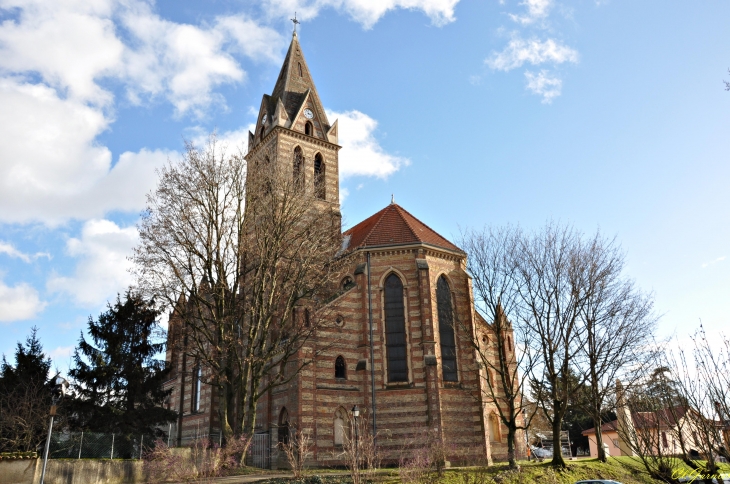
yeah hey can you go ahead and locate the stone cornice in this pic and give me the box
[246,125,341,159]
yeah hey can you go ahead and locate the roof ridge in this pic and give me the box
[391,204,420,243]
[360,205,392,246]
[393,204,460,250]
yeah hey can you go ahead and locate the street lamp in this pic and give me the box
[40,375,69,484]
[352,405,360,473]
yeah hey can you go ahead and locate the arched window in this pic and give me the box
[313,153,325,199]
[489,413,501,442]
[293,146,304,189]
[334,408,346,447]
[298,62,303,77]
[191,364,202,413]
[260,125,265,142]
[341,276,355,291]
[507,335,512,352]
[437,276,458,381]
[335,356,346,379]
[305,121,313,136]
[278,407,289,447]
[384,273,408,382]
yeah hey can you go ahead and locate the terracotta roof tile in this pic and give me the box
[343,203,462,253]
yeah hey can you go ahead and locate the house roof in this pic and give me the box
[581,407,692,436]
[582,420,619,436]
[343,203,463,253]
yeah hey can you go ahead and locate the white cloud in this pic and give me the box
[326,109,409,179]
[0,241,50,262]
[0,79,170,223]
[487,36,579,71]
[48,345,74,361]
[262,0,459,29]
[525,70,563,103]
[0,0,282,224]
[340,187,350,204]
[701,256,726,268]
[0,279,45,322]
[119,5,247,116]
[509,0,552,25]
[47,219,138,307]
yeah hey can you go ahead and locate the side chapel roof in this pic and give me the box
[343,203,463,254]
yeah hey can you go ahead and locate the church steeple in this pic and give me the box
[245,30,341,218]
[249,32,337,149]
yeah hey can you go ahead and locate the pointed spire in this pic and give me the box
[391,194,395,204]
[270,32,328,127]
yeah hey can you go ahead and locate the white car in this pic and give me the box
[529,446,552,459]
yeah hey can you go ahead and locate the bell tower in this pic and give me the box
[245,31,341,223]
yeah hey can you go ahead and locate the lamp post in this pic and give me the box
[352,405,360,474]
[40,375,69,484]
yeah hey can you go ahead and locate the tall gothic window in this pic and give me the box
[335,356,346,379]
[298,62,303,77]
[314,153,325,199]
[293,146,304,189]
[437,276,458,381]
[192,364,202,413]
[305,121,313,136]
[384,273,408,382]
[278,407,289,447]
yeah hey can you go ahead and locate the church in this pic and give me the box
[164,30,521,467]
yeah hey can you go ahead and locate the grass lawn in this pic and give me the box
[255,458,730,484]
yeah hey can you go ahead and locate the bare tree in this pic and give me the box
[282,425,313,478]
[0,379,52,453]
[340,413,381,484]
[514,223,591,468]
[134,134,342,440]
[577,235,657,462]
[459,225,535,468]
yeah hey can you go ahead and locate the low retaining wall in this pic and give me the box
[0,459,147,484]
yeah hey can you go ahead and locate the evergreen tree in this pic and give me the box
[69,291,176,436]
[0,327,53,452]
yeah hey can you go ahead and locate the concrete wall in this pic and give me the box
[0,459,147,484]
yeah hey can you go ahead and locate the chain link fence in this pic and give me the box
[46,427,250,462]
[48,431,159,460]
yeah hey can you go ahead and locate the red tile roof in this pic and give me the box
[582,420,619,435]
[581,407,692,435]
[343,203,462,253]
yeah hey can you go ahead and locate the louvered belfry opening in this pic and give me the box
[384,273,408,382]
[314,153,325,199]
[293,146,304,190]
[437,276,458,381]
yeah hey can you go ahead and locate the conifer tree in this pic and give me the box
[69,290,176,436]
[0,327,53,452]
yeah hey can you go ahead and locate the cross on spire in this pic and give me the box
[291,12,300,34]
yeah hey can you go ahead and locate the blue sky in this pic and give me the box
[0,0,728,373]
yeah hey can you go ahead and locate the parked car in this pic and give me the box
[530,445,552,459]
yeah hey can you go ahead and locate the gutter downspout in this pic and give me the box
[367,251,377,445]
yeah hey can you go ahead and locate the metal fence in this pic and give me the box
[246,432,270,469]
[47,432,157,460]
[47,428,270,468]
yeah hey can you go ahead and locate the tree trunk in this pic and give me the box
[594,418,606,462]
[506,424,517,468]
[551,404,566,468]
